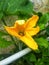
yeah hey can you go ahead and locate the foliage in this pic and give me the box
[0,31,13,48]
[0,0,49,65]
[35,37,49,48]
[0,0,33,19]
[38,12,49,30]
[46,25,49,35]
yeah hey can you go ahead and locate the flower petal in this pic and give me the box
[4,26,38,50]
[25,15,39,29]
[20,33,38,50]
[27,26,40,36]
[4,26,20,38]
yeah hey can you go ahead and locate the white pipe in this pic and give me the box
[0,48,31,65]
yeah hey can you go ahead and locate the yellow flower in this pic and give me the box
[4,15,40,50]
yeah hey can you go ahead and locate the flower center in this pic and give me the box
[16,20,25,36]
[18,31,25,36]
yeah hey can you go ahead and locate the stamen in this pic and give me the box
[16,20,25,25]
[18,31,25,36]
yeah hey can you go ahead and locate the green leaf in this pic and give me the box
[35,37,49,48]
[18,2,33,15]
[42,56,49,62]
[0,0,4,11]
[44,62,49,65]
[0,31,13,48]
[0,0,9,19]
[42,48,49,56]
[0,0,33,18]
[6,0,33,15]
[0,0,10,11]
[37,12,43,17]
[0,38,13,48]
[38,13,49,30]
[29,53,36,62]
[24,53,36,62]
[35,59,44,65]
[0,31,8,36]
[0,12,3,19]
[46,25,49,35]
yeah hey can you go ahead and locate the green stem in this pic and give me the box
[2,18,17,47]
[16,39,23,51]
